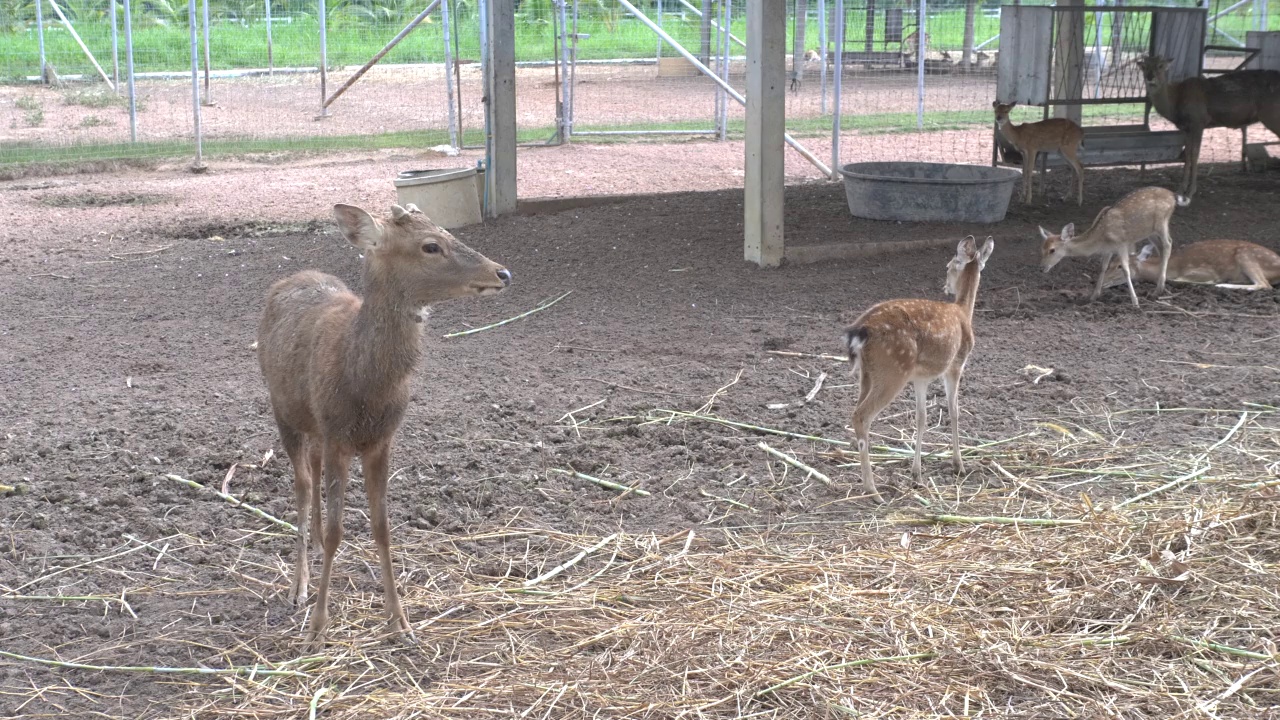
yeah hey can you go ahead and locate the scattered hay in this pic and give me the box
[3,405,1279,717]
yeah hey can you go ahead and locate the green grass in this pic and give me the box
[4,3,1276,78]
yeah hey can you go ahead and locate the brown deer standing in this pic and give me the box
[993,101,1086,206]
[844,236,995,501]
[1137,55,1280,197]
[1039,186,1189,307]
[1100,238,1280,291]
[257,203,511,644]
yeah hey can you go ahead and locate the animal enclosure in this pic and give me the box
[2,0,1276,187]
[2,165,1279,717]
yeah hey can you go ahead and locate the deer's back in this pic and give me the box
[257,270,361,438]
[851,299,971,379]
[1097,187,1176,245]
[1034,117,1083,144]
[1190,70,1280,128]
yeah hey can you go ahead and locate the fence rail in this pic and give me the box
[0,0,1275,172]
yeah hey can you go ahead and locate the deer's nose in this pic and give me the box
[496,268,512,286]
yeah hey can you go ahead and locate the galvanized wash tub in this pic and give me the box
[840,162,1021,223]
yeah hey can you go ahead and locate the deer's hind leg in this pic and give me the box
[307,441,324,549]
[306,442,352,646]
[1062,143,1085,206]
[851,363,910,502]
[1151,219,1174,297]
[1216,256,1273,291]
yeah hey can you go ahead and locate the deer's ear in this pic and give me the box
[957,235,977,257]
[1038,225,1052,240]
[978,237,995,268]
[1137,243,1156,261]
[1061,223,1076,241]
[333,204,381,249]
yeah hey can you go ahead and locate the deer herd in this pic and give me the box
[253,54,1278,644]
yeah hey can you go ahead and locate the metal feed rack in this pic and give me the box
[992,4,1207,172]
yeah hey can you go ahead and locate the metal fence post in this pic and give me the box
[818,0,827,115]
[111,0,120,92]
[719,0,730,140]
[189,0,205,168]
[123,0,137,142]
[318,0,329,116]
[265,0,273,75]
[916,0,925,130]
[831,0,843,177]
[442,0,459,148]
[36,0,47,80]
[202,0,213,105]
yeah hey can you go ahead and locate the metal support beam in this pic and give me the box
[485,0,518,217]
[744,0,786,267]
[614,0,832,176]
[323,0,441,109]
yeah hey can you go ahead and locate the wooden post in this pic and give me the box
[745,0,786,267]
[485,0,517,217]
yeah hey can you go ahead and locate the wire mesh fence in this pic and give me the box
[0,0,1277,174]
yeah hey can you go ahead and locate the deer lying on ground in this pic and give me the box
[1039,186,1189,307]
[1137,55,1280,197]
[993,101,1085,206]
[1100,239,1280,291]
[844,236,995,501]
[257,203,511,644]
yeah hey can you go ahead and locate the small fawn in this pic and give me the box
[993,101,1085,206]
[1101,239,1280,291]
[1040,186,1189,307]
[257,203,511,644]
[844,236,995,501]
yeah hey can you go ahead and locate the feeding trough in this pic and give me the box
[840,162,1021,224]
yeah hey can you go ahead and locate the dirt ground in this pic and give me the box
[1,155,1279,717]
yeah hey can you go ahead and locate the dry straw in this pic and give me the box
[3,405,1278,717]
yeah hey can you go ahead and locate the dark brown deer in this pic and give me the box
[1137,55,1280,197]
[844,236,995,501]
[258,203,511,644]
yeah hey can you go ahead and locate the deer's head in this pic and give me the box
[334,203,511,308]
[992,100,1017,124]
[1136,55,1171,87]
[1039,223,1078,273]
[943,235,995,296]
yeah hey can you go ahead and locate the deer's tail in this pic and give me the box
[1176,194,1191,207]
[845,326,869,365]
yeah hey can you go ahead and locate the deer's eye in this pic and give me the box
[422,243,441,255]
